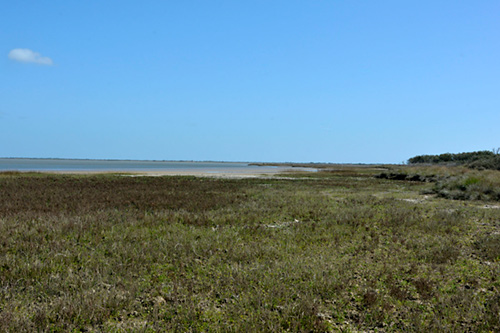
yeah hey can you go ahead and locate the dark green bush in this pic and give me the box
[408,150,496,166]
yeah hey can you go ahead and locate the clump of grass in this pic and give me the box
[474,233,500,261]
[376,165,500,202]
[467,154,500,170]
[432,171,500,201]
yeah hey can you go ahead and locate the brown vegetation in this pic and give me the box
[0,169,499,331]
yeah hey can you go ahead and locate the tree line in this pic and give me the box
[408,149,500,170]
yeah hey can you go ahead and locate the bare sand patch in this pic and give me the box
[43,166,315,179]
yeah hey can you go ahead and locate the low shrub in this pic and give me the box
[375,172,437,182]
[432,171,500,201]
[467,155,500,171]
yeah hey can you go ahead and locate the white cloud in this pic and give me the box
[8,48,53,65]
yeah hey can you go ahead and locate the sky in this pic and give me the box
[1,1,499,163]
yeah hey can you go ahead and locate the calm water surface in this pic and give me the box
[0,158,279,173]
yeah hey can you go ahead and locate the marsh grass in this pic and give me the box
[378,166,500,202]
[0,170,499,331]
[432,171,500,201]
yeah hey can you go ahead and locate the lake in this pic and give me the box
[0,158,288,174]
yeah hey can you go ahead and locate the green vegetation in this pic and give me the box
[408,150,500,170]
[408,150,496,165]
[379,164,500,202]
[1,169,500,331]
[432,171,500,201]
[468,155,500,171]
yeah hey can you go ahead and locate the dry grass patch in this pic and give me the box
[0,171,499,331]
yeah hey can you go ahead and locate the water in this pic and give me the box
[0,158,281,173]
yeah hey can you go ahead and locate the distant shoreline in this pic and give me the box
[0,157,253,164]
[0,158,317,177]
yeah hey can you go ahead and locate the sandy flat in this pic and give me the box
[44,166,316,178]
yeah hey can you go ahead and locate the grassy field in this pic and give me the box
[0,167,499,331]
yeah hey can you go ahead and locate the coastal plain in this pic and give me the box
[0,165,499,331]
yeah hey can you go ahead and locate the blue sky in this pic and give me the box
[1,1,499,163]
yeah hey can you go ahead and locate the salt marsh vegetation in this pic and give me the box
[0,167,499,331]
